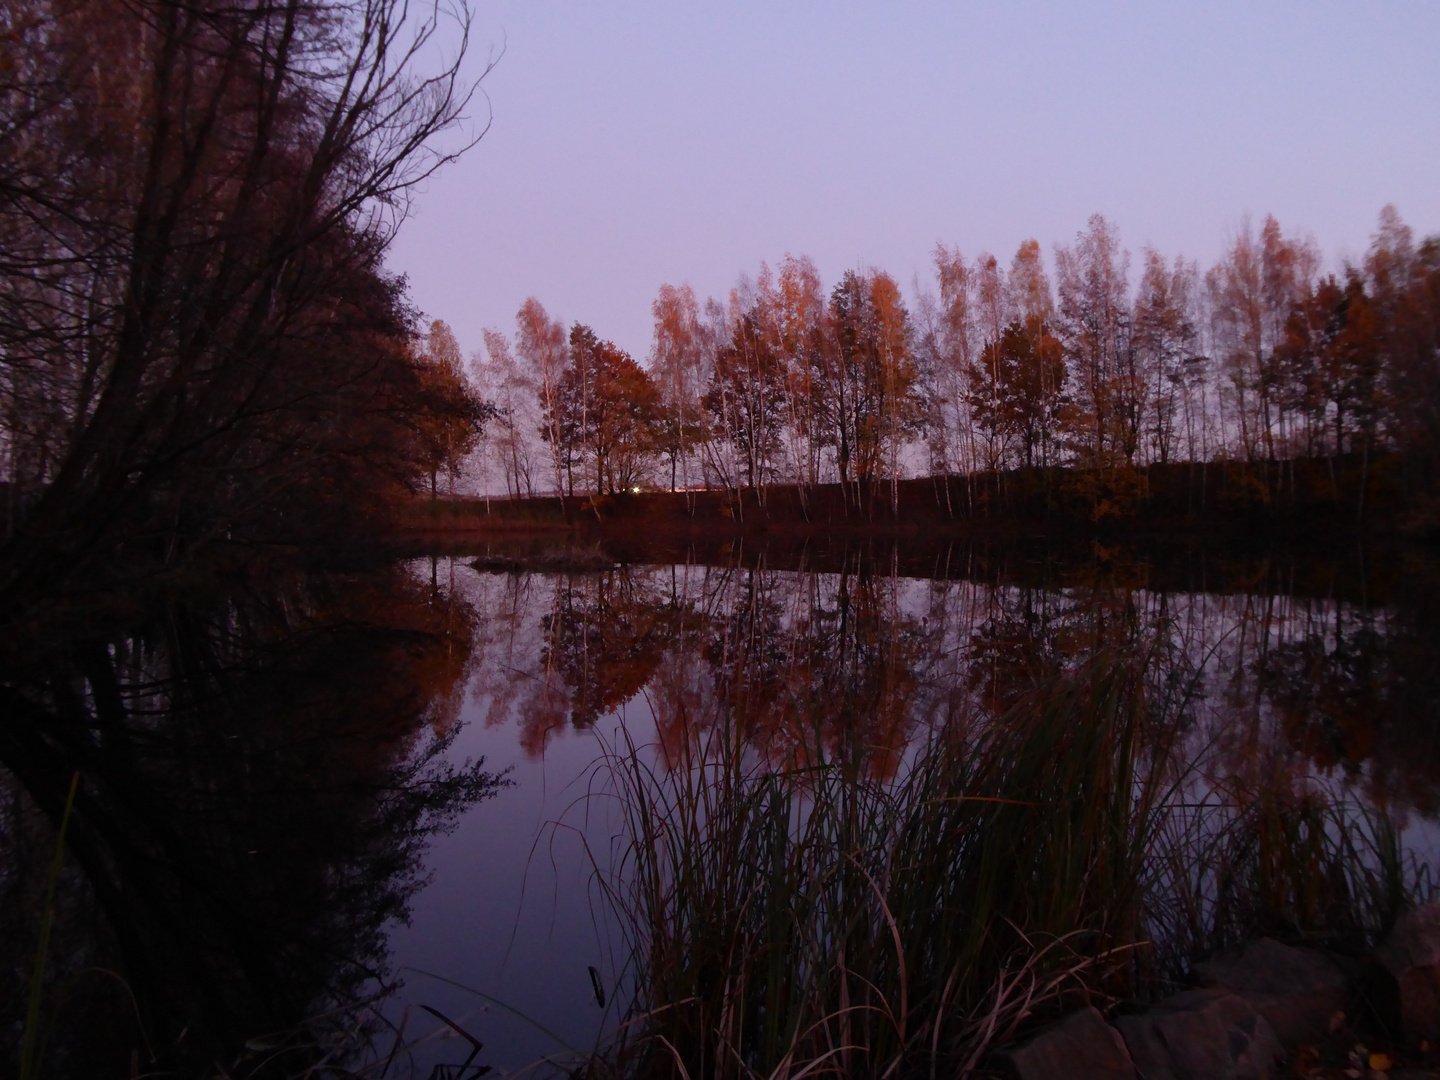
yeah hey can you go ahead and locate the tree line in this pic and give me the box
[465,209,1440,507]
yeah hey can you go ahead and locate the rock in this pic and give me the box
[1194,937,1349,1045]
[1114,989,1283,1080]
[993,1005,1137,1080]
[1377,903,1440,1043]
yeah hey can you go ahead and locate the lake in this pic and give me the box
[5,538,1439,1077]
[384,539,1440,1076]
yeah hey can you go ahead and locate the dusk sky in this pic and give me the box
[387,1,1440,363]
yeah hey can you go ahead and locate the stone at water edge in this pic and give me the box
[992,1005,1137,1080]
[1114,989,1284,1080]
[1193,937,1349,1045]
[1377,902,1440,1043]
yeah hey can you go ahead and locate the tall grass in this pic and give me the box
[593,648,1425,1080]
[1144,768,1426,975]
[594,650,1182,1079]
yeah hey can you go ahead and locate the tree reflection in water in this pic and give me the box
[472,562,941,777]
[466,549,1440,814]
[0,566,506,1079]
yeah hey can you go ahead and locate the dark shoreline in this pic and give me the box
[404,520,1438,612]
[392,455,1437,605]
[397,453,1429,543]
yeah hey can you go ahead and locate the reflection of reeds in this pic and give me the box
[592,648,1426,1080]
[1146,769,1425,975]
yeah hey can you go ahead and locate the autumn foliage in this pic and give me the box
[474,210,1440,529]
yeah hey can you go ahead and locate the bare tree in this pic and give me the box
[0,0,497,627]
[1133,250,1199,465]
[772,255,827,497]
[931,243,976,476]
[1207,215,1317,460]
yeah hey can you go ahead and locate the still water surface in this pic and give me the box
[384,544,1440,1075]
[5,541,1438,1076]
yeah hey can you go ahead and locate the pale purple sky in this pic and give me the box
[387,1,1440,362]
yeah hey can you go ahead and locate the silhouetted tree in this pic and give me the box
[0,0,494,640]
[1055,215,1131,465]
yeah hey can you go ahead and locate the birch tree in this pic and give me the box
[481,328,538,496]
[515,298,570,499]
[650,284,710,492]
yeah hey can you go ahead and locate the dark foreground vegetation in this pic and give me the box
[0,0,489,635]
[0,0,503,1076]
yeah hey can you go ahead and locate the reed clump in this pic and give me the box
[595,650,1177,1079]
[1145,768,1426,975]
[593,648,1424,1080]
